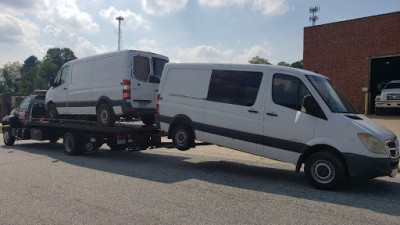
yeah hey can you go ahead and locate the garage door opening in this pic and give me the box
[369,55,400,114]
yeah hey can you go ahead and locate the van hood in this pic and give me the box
[382,88,400,95]
[338,114,396,140]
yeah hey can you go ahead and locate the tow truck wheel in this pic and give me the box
[305,151,346,190]
[63,132,83,155]
[3,129,15,146]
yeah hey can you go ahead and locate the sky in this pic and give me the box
[0,0,399,67]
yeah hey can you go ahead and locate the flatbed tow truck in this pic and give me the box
[2,93,162,155]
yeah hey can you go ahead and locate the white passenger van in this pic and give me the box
[46,50,169,126]
[157,63,399,189]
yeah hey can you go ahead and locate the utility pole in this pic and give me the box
[116,16,124,51]
[309,6,320,26]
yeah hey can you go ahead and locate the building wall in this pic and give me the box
[303,12,400,113]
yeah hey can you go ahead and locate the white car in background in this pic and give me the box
[375,80,400,114]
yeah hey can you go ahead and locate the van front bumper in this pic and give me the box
[344,153,399,179]
[375,101,400,108]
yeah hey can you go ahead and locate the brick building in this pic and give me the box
[303,11,400,114]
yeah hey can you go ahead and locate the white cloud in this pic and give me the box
[198,0,247,7]
[0,13,40,44]
[252,0,289,16]
[176,45,232,63]
[142,0,187,16]
[233,44,272,63]
[100,6,148,30]
[198,0,289,16]
[68,34,108,58]
[173,42,272,64]
[37,0,99,34]
[44,25,61,37]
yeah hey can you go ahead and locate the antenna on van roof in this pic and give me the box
[116,16,124,51]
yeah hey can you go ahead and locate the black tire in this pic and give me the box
[47,103,59,119]
[3,129,15,146]
[63,132,83,155]
[172,124,194,151]
[97,103,115,127]
[305,152,347,190]
[141,115,155,125]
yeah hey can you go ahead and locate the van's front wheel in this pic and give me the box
[47,103,58,119]
[172,125,194,151]
[305,152,346,190]
[97,103,115,127]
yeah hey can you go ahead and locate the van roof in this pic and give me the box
[63,50,169,66]
[164,63,326,78]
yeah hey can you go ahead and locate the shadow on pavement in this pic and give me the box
[3,141,400,217]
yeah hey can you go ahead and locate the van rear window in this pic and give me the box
[133,56,150,81]
[207,70,263,106]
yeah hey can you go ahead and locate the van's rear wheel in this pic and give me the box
[47,103,58,119]
[172,125,194,151]
[305,152,346,190]
[97,103,115,127]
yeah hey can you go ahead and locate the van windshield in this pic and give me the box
[307,75,358,114]
[384,83,400,89]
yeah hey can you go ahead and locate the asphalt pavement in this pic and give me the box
[0,135,399,224]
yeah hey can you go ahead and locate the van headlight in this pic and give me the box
[358,133,387,154]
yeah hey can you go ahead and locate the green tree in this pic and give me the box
[290,60,303,69]
[44,48,77,68]
[249,56,272,65]
[0,61,21,93]
[17,55,40,94]
[278,61,290,67]
[38,59,59,82]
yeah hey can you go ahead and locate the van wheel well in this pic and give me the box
[96,99,109,111]
[299,145,349,177]
[168,118,194,139]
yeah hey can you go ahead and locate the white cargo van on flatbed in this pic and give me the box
[157,63,399,190]
[46,50,169,126]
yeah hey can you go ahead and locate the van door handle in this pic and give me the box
[266,112,278,117]
[248,109,258,113]
[63,87,67,90]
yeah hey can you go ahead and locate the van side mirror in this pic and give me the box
[49,77,55,87]
[301,95,327,120]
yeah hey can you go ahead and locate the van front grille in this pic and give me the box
[387,94,400,100]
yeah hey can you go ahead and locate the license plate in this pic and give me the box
[117,139,126,145]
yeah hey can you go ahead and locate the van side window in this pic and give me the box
[207,70,263,106]
[272,74,310,111]
[133,56,150,82]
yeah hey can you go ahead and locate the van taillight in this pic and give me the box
[156,94,161,115]
[123,80,131,100]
